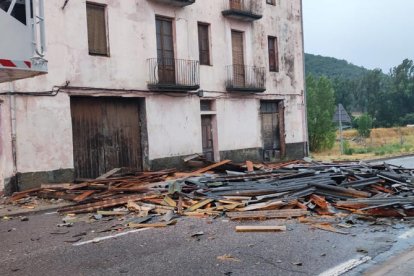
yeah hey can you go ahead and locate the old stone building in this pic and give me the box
[0,0,308,193]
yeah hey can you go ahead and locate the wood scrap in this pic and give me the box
[235,225,287,232]
[227,209,308,220]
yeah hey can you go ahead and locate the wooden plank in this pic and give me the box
[8,188,42,202]
[96,168,122,180]
[58,194,158,214]
[73,190,96,202]
[235,225,286,232]
[236,200,285,212]
[163,195,177,207]
[246,161,254,172]
[40,183,73,189]
[186,198,215,212]
[310,194,329,209]
[97,210,129,216]
[227,209,308,220]
[312,223,349,235]
[189,160,231,175]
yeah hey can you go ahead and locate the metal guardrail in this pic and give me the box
[147,58,200,90]
[225,64,266,92]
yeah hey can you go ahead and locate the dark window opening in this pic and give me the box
[200,100,213,111]
[266,0,276,5]
[198,23,210,65]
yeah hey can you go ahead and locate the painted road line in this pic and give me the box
[318,256,372,276]
[73,228,151,246]
[398,228,414,239]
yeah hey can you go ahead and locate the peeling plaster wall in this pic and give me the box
[0,0,306,188]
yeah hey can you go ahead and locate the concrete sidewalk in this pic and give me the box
[365,246,414,276]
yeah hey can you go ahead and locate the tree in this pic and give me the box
[357,113,373,138]
[306,75,336,152]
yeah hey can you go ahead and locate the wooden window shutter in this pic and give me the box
[268,36,279,72]
[198,23,210,65]
[87,3,108,56]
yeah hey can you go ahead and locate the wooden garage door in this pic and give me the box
[71,97,142,179]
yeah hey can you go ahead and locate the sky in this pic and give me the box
[302,0,414,72]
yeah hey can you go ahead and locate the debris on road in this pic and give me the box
[217,254,241,262]
[235,225,287,232]
[5,158,414,233]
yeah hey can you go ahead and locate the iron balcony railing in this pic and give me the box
[147,58,200,91]
[222,0,263,21]
[226,64,266,92]
[150,0,196,7]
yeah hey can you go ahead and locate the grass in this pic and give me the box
[311,127,414,161]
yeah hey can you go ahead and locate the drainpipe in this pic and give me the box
[9,82,17,178]
[299,0,310,156]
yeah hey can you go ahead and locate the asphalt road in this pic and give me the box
[2,155,414,276]
[0,212,412,276]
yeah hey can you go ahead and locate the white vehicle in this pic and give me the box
[0,0,47,83]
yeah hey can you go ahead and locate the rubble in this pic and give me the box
[5,158,414,232]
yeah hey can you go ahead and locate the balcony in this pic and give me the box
[225,65,266,93]
[149,0,196,7]
[222,0,262,22]
[147,58,200,92]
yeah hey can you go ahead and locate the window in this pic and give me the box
[198,23,210,65]
[268,36,279,72]
[266,0,276,5]
[86,2,109,56]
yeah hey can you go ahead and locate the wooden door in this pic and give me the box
[156,17,175,84]
[201,115,214,162]
[231,30,245,87]
[71,97,142,179]
[260,101,281,151]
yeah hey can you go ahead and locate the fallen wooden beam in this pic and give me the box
[235,225,286,232]
[227,209,308,220]
[58,194,158,214]
[40,183,73,189]
[96,168,122,180]
[184,160,232,177]
[8,188,42,202]
[186,198,215,212]
[73,190,96,202]
[236,200,285,211]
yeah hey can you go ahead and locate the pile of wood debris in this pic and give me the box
[7,158,414,229]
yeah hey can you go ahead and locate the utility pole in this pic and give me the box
[339,104,344,155]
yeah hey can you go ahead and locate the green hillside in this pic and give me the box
[305,53,370,80]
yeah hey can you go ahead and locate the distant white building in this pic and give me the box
[0,0,308,193]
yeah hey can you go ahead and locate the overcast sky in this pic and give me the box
[302,0,414,72]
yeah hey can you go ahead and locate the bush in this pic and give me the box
[343,141,353,155]
[307,75,336,152]
[357,113,373,138]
